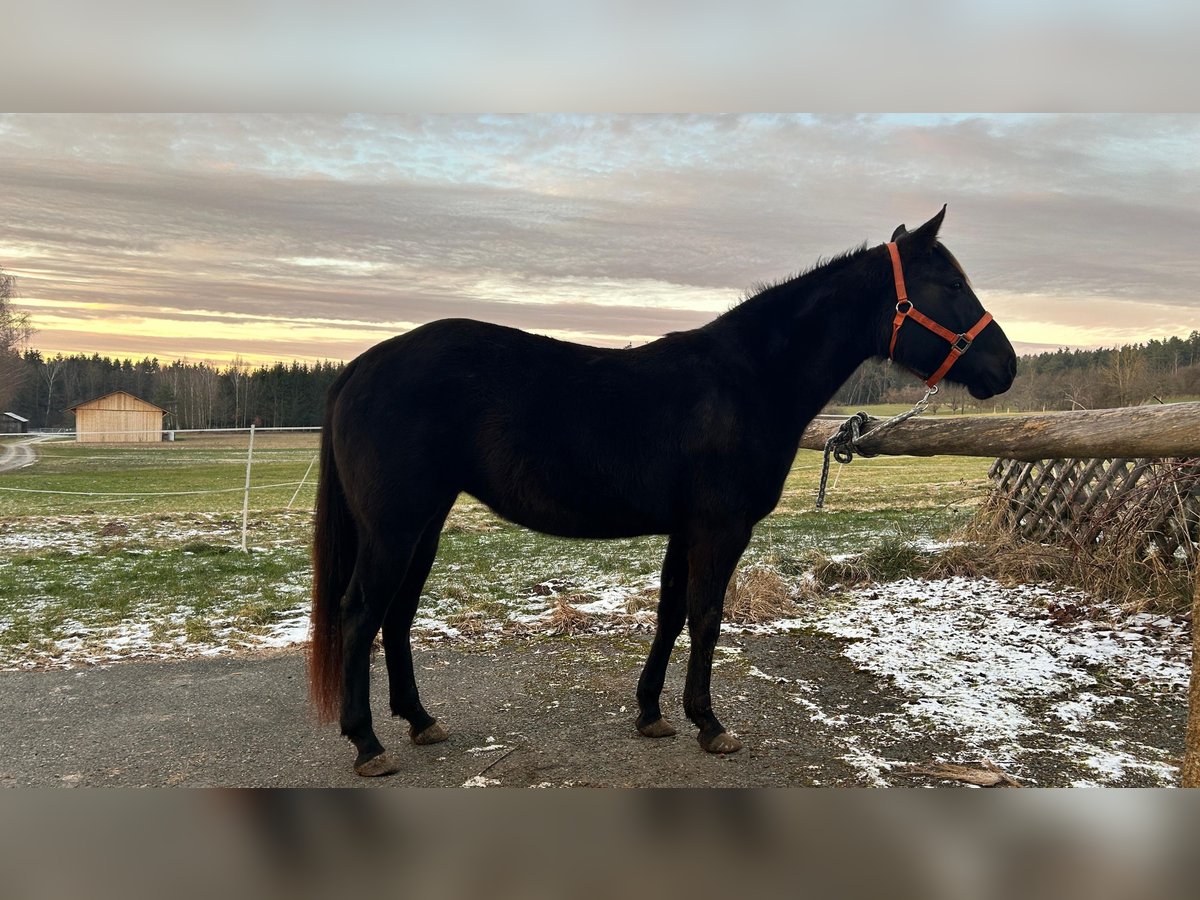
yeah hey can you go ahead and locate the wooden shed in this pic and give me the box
[68,391,167,443]
[2,412,29,434]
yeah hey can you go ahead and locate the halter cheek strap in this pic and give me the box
[886,241,993,389]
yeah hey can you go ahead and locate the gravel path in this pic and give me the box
[0,628,1185,787]
[0,435,43,473]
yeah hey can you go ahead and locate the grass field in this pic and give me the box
[0,432,996,667]
[0,432,321,516]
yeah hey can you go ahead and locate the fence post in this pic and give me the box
[241,424,255,552]
[1183,563,1200,787]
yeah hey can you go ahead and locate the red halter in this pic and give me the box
[886,241,993,389]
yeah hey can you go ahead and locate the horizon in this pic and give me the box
[4,114,1199,366]
[18,328,1200,374]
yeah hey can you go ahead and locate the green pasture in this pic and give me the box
[0,434,996,665]
[0,433,321,517]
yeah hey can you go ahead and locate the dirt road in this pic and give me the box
[0,629,1184,787]
[0,435,44,473]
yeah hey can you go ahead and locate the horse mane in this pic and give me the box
[739,242,871,303]
[739,238,971,306]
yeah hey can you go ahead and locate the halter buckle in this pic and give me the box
[951,334,972,354]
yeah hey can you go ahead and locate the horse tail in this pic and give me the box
[308,378,356,723]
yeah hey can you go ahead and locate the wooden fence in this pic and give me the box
[800,402,1200,462]
[988,456,1200,566]
[799,402,1200,567]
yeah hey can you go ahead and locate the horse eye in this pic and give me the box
[950,280,964,291]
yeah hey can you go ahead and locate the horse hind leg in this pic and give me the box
[340,533,422,777]
[382,502,454,747]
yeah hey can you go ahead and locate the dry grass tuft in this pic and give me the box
[444,609,493,638]
[543,594,598,635]
[724,565,798,624]
[441,520,502,535]
[441,503,504,535]
[623,586,659,615]
[930,493,1197,615]
[810,538,935,588]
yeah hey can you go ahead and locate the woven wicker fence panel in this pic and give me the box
[989,457,1200,567]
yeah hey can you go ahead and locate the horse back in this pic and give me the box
[331,319,786,538]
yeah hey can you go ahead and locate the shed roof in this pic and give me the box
[3,411,28,422]
[66,390,168,415]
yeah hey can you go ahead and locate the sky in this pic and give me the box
[2,113,1198,366]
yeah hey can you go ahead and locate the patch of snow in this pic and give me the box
[413,618,463,640]
[838,738,897,787]
[4,506,1190,789]
[806,576,1190,785]
[259,612,310,648]
[466,744,512,755]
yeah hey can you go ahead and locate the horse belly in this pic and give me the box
[466,462,674,539]
[519,508,668,540]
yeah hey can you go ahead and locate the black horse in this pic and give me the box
[310,207,1017,776]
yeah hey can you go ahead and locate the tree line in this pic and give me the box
[7,351,342,430]
[1,330,1195,430]
[3,254,1198,429]
[832,331,1200,412]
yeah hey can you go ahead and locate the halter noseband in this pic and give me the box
[886,241,993,389]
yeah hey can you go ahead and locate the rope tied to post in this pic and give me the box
[815,385,938,509]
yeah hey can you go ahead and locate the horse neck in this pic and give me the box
[714,248,892,433]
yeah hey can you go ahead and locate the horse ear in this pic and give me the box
[891,224,907,240]
[909,205,947,249]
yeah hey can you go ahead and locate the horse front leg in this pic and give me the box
[636,533,688,738]
[683,526,751,754]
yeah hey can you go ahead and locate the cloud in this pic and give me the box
[2,114,1198,363]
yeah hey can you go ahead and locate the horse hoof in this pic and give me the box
[354,751,401,777]
[637,717,677,738]
[699,731,743,754]
[412,721,449,745]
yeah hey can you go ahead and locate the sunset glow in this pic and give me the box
[3,114,1198,367]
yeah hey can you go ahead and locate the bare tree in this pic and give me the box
[1105,345,1150,406]
[41,355,65,426]
[0,266,34,410]
[942,382,967,414]
[226,355,249,428]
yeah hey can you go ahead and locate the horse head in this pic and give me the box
[886,207,1017,400]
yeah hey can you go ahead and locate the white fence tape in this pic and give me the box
[2,426,325,551]
[33,426,320,437]
[0,481,305,497]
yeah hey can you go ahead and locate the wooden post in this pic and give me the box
[1183,563,1200,787]
[799,402,1200,461]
